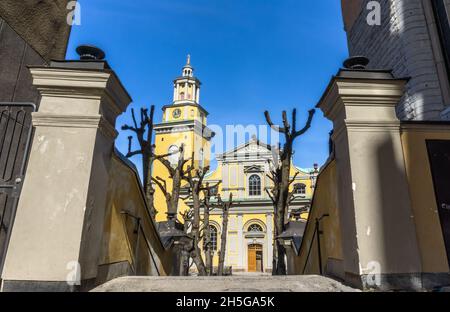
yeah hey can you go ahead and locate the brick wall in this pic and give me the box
[346,0,448,120]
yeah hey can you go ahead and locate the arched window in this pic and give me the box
[168,145,179,166]
[294,183,306,195]
[247,224,263,232]
[204,225,218,250]
[248,175,261,196]
[180,92,185,100]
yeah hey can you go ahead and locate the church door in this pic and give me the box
[427,140,450,265]
[248,244,263,272]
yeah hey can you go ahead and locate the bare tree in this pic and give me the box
[217,193,233,276]
[202,182,221,275]
[181,157,210,276]
[264,108,315,275]
[151,144,191,220]
[179,208,193,276]
[122,105,158,218]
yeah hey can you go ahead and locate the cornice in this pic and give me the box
[32,113,118,139]
[29,67,131,115]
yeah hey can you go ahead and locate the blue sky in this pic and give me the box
[67,0,348,172]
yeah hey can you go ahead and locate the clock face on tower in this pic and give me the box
[172,108,182,119]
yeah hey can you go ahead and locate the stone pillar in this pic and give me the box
[237,214,244,270]
[1,61,131,291]
[317,65,422,290]
[266,213,273,272]
[192,84,196,102]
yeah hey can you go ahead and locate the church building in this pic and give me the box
[203,140,317,273]
[152,57,317,273]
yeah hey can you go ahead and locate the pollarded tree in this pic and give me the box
[151,144,191,221]
[202,182,221,275]
[216,193,233,276]
[264,108,315,275]
[181,155,218,276]
[122,105,158,218]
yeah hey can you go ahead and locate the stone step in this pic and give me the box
[92,275,359,292]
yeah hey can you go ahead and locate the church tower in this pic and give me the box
[153,56,213,222]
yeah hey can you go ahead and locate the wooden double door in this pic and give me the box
[248,244,263,272]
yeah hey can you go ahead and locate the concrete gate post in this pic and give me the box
[1,59,131,291]
[317,62,422,290]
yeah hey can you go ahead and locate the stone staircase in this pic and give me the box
[92,275,359,292]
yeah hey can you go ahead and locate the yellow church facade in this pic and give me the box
[152,57,316,273]
[201,140,315,273]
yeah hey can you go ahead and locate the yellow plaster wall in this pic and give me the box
[295,159,343,276]
[99,154,175,278]
[401,126,450,273]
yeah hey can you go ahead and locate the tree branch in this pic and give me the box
[151,176,168,197]
[264,111,287,133]
[293,109,316,138]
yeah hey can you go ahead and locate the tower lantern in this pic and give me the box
[173,54,201,104]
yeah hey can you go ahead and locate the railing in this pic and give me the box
[0,102,35,276]
[121,211,160,276]
[301,214,329,275]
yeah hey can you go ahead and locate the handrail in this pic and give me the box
[0,102,36,277]
[121,211,160,276]
[301,223,318,275]
[301,214,329,275]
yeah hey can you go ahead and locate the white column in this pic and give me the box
[173,83,177,101]
[196,87,200,103]
[266,213,273,272]
[192,84,196,102]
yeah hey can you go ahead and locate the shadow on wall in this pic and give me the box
[373,135,422,289]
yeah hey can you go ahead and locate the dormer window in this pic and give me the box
[294,183,306,195]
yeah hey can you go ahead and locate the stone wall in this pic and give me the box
[344,0,449,120]
[0,0,71,62]
[0,1,72,103]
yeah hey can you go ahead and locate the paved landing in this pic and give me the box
[92,275,359,292]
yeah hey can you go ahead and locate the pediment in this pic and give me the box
[244,165,263,173]
[221,139,272,159]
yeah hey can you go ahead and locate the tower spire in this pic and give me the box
[182,54,193,77]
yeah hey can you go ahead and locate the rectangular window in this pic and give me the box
[432,0,450,81]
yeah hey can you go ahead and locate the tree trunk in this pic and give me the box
[203,206,212,275]
[218,206,229,276]
[191,188,207,275]
[264,108,315,276]
[143,150,157,218]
